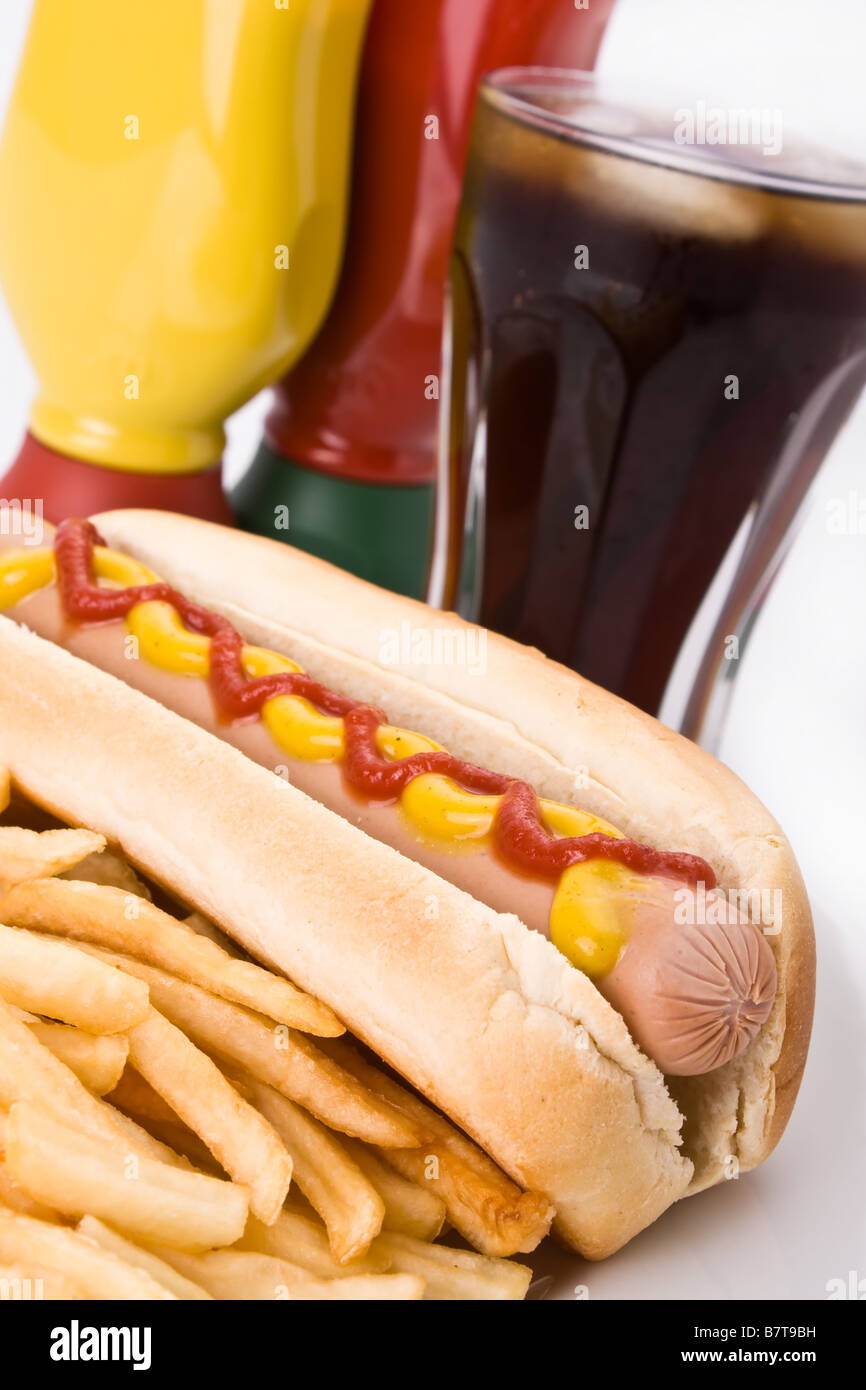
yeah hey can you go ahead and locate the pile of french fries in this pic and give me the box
[0,768,552,1301]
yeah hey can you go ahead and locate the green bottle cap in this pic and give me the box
[231,443,435,601]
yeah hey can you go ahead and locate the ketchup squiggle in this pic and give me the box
[55,519,715,889]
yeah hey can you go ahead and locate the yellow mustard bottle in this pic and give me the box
[0,0,372,516]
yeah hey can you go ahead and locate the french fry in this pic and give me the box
[76,1217,212,1301]
[380,1144,554,1258]
[0,827,105,896]
[108,1069,226,1174]
[0,769,9,815]
[243,1078,383,1261]
[5,1005,128,1098]
[78,948,423,1149]
[0,1262,87,1300]
[239,1207,391,1280]
[328,1042,554,1256]
[1,1108,61,1222]
[0,922,149,1033]
[24,1021,128,1096]
[62,848,152,899]
[126,1008,292,1224]
[0,1156,63,1223]
[5,1103,249,1252]
[1,878,343,1037]
[153,1246,424,1302]
[0,995,187,1167]
[371,1230,532,1301]
[343,1139,447,1241]
[0,809,549,1300]
[0,1208,176,1300]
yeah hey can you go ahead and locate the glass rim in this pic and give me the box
[480,67,866,203]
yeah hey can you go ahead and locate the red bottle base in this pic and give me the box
[2,434,235,526]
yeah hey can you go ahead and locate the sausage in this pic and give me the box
[0,526,777,1075]
[598,877,776,1074]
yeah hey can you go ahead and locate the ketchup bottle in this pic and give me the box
[232,0,615,596]
[0,0,373,524]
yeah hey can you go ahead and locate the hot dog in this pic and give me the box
[0,518,777,1075]
[0,511,815,1257]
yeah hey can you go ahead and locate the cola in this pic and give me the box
[436,73,866,712]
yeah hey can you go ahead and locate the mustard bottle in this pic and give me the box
[0,0,372,520]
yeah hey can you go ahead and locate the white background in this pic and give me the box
[0,0,863,1298]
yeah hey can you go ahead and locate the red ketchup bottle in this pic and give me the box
[232,0,615,596]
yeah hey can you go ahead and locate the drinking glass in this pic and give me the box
[428,68,866,738]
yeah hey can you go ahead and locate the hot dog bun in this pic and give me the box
[93,510,815,1180]
[0,511,815,1256]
